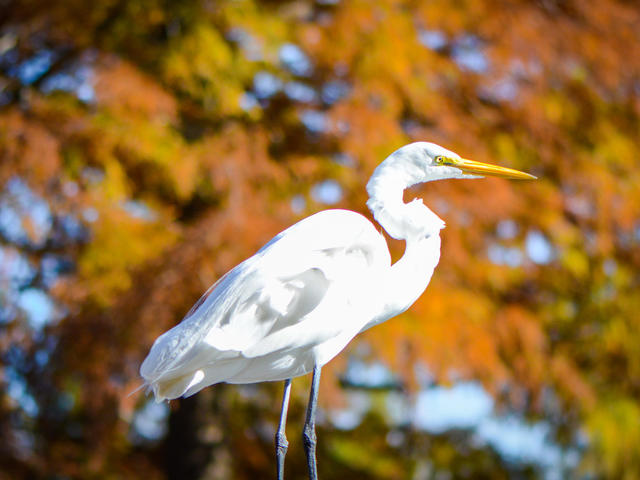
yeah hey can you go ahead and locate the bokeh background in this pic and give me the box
[1,0,640,478]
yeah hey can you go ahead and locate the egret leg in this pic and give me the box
[302,365,321,480]
[276,378,292,480]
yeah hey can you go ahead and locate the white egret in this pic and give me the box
[139,142,534,479]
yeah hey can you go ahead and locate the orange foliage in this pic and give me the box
[1,0,640,477]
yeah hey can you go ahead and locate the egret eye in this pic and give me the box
[435,156,456,166]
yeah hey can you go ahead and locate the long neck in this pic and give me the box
[363,159,445,327]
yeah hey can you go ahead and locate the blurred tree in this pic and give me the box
[1,0,639,478]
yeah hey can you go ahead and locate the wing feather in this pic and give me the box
[140,209,389,399]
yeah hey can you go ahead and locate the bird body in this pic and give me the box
[141,209,384,398]
[140,205,441,399]
[139,142,534,479]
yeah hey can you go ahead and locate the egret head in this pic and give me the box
[366,142,535,239]
[391,142,536,182]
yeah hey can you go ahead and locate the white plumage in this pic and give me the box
[140,209,391,399]
[138,141,534,479]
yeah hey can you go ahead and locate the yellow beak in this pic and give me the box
[454,158,537,180]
